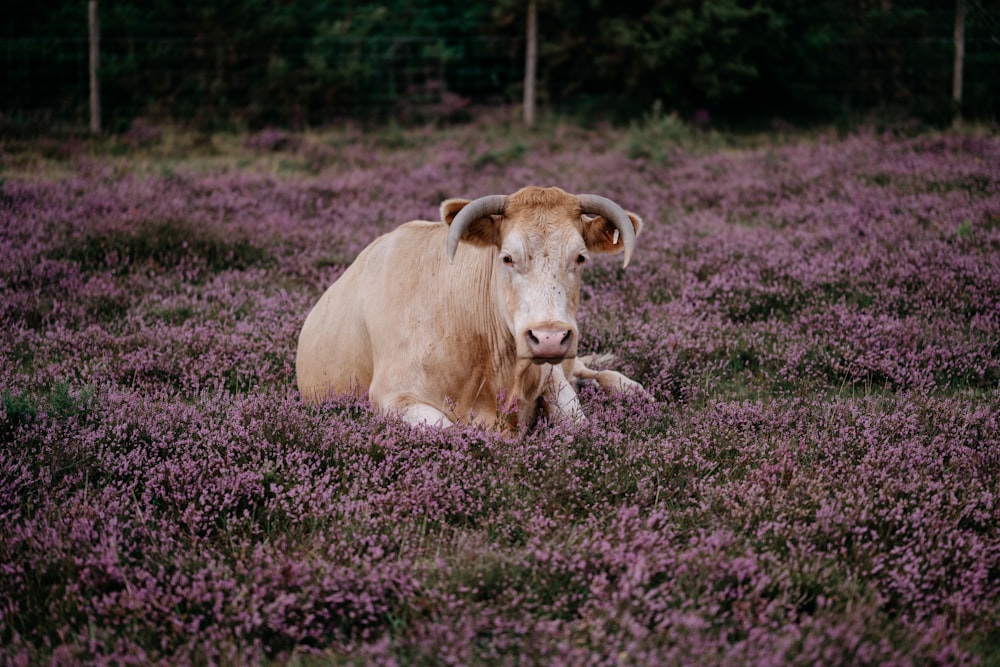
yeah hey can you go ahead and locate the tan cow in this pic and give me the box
[296,185,644,430]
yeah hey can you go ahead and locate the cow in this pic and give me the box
[295,185,645,431]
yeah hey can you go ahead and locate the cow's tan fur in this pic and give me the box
[295,186,643,430]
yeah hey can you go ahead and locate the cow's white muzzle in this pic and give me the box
[522,321,576,362]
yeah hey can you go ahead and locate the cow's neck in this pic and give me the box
[442,245,547,429]
[487,257,546,426]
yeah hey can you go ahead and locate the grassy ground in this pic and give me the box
[1,117,999,664]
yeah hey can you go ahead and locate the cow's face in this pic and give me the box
[442,186,642,363]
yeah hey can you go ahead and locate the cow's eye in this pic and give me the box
[575,254,587,266]
[501,254,514,266]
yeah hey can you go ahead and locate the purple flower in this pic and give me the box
[1,123,997,663]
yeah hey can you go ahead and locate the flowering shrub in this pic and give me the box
[1,123,998,664]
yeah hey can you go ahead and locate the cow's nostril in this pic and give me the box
[525,327,574,359]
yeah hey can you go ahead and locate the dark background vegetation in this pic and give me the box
[2,1,999,132]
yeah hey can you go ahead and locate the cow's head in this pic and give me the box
[441,186,642,363]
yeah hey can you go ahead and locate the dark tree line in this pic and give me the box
[2,0,997,131]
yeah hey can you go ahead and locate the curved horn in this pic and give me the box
[577,194,637,268]
[446,194,507,264]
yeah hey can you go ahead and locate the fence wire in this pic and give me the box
[1,31,997,133]
[1,36,525,132]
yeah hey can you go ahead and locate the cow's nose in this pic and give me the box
[525,327,573,359]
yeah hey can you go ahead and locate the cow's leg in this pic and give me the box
[398,402,455,428]
[369,367,457,428]
[371,383,456,428]
[572,355,646,395]
[542,363,586,423]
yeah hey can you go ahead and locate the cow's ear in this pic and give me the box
[441,198,501,247]
[440,198,470,224]
[582,211,643,254]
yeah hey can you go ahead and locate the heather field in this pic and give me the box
[2,120,999,665]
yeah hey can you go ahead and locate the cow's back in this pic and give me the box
[295,230,388,402]
[296,220,494,406]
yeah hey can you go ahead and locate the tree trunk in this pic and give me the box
[89,0,101,134]
[523,0,537,127]
[952,0,966,128]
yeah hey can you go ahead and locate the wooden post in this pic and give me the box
[952,0,965,128]
[523,0,537,127]
[89,0,101,134]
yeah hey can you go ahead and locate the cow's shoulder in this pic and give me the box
[395,219,447,234]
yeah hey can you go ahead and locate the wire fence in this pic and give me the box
[1,36,525,132]
[1,32,997,133]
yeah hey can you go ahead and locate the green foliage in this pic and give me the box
[504,0,787,123]
[620,101,695,163]
[2,389,38,427]
[46,381,94,420]
[2,1,999,129]
[956,220,975,240]
[2,381,95,434]
[52,218,270,277]
[473,138,529,167]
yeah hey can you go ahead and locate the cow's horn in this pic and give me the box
[577,194,636,268]
[447,194,507,264]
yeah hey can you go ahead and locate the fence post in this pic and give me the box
[952,0,965,128]
[523,0,537,127]
[89,0,101,134]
